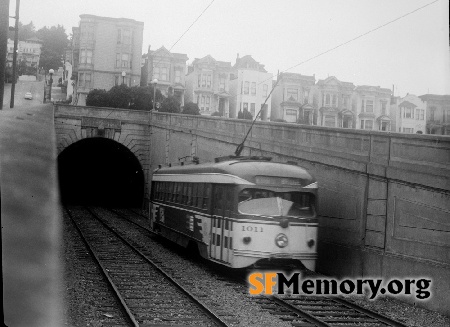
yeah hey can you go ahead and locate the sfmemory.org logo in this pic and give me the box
[248,272,432,300]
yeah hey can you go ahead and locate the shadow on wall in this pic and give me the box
[58,137,145,207]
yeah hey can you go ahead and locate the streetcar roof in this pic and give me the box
[153,159,315,187]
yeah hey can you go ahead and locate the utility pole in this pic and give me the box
[0,0,10,110]
[10,0,20,108]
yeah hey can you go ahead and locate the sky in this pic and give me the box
[10,0,450,97]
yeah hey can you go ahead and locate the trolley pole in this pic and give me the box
[10,0,20,108]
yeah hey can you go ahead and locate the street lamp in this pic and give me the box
[152,78,158,111]
[48,69,54,102]
[122,71,126,85]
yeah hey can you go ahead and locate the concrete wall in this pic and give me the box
[149,112,450,314]
[54,104,152,202]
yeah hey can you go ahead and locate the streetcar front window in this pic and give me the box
[238,189,314,217]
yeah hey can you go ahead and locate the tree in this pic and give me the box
[129,85,163,111]
[86,89,109,107]
[8,21,36,41]
[107,84,132,108]
[36,25,68,72]
[160,95,181,113]
[182,102,200,115]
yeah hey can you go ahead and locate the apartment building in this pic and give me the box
[353,85,392,131]
[229,55,273,120]
[390,94,427,134]
[6,37,42,74]
[418,94,450,135]
[270,72,315,123]
[310,76,355,128]
[144,46,188,106]
[70,14,143,105]
[185,55,232,116]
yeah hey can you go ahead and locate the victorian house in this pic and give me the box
[390,94,427,134]
[69,15,144,105]
[185,55,232,116]
[418,94,450,135]
[145,46,188,106]
[353,85,391,131]
[229,54,273,120]
[310,76,355,128]
[270,72,315,123]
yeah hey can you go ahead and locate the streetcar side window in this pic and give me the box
[203,184,211,209]
[187,184,193,206]
[214,186,223,210]
[197,183,204,208]
[192,183,198,207]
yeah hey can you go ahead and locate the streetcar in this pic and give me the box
[149,156,318,270]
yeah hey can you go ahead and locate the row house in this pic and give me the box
[145,46,188,106]
[229,55,273,120]
[353,85,392,131]
[270,72,315,123]
[390,94,427,134]
[418,94,450,135]
[185,55,232,117]
[6,37,42,73]
[311,76,356,128]
[69,15,143,105]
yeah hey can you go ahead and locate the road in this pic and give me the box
[1,79,66,110]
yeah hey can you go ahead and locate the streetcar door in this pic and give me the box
[210,185,232,263]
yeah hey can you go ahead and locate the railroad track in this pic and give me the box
[113,208,410,327]
[66,206,231,327]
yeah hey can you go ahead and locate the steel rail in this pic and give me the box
[65,207,140,327]
[86,206,231,327]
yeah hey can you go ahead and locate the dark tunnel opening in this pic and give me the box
[58,137,145,207]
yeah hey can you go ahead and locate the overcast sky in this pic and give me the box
[11,0,450,97]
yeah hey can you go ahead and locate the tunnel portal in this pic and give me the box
[58,137,145,207]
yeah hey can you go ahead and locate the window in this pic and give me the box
[121,53,129,68]
[420,110,425,120]
[243,102,248,113]
[287,88,298,101]
[381,101,387,115]
[153,67,159,79]
[78,73,91,88]
[325,94,330,106]
[324,114,335,127]
[80,49,92,64]
[443,108,450,123]
[205,96,210,111]
[244,81,249,94]
[430,107,436,120]
[363,100,374,113]
[304,90,309,104]
[251,82,256,95]
[403,107,413,118]
[116,53,121,67]
[161,67,167,81]
[197,74,201,87]
[332,95,337,107]
[117,29,121,44]
[285,109,297,122]
[250,103,256,116]
[175,70,181,83]
[360,119,373,130]
[219,76,225,91]
[262,84,268,97]
[403,127,414,133]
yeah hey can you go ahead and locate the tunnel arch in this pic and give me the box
[58,137,145,207]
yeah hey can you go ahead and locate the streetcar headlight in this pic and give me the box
[275,233,288,248]
[307,239,315,248]
[279,218,289,228]
[243,236,252,244]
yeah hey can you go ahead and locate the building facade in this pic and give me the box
[7,37,42,74]
[418,94,450,135]
[310,76,356,128]
[70,14,144,105]
[270,72,315,123]
[390,94,427,134]
[229,55,273,120]
[145,46,188,106]
[185,55,232,116]
[353,85,392,131]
